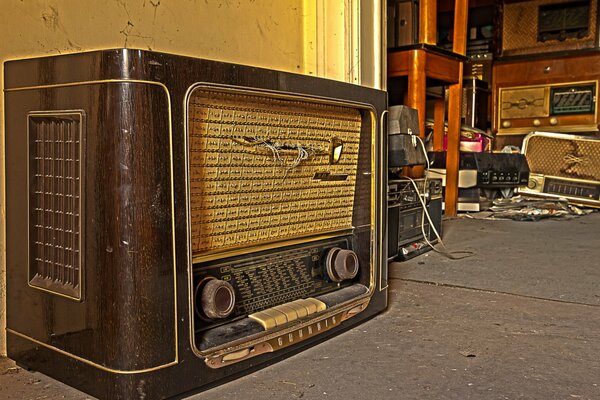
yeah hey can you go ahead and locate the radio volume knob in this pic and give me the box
[501,120,512,128]
[325,248,359,282]
[533,119,541,127]
[549,117,558,125]
[199,279,236,319]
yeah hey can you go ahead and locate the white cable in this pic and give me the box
[404,135,474,260]
[381,109,388,133]
[412,135,436,244]
[403,175,442,246]
[414,135,431,169]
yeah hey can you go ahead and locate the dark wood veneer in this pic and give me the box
[4,49,387,399]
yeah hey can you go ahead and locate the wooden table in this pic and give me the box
[388,44,467,216]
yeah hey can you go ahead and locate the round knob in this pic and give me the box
[527,179,537,189]
[549,117,558,125]
[325,248,359,282]
[544,66,551,74]
[198,279,235,319]
[533,119,541,127]
[501,120,512,128]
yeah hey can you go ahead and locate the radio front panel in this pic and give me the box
[4,49,387,400]
[496,81,599,135]
[186,87,375,357]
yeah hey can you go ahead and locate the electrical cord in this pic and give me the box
[404,135,475,260]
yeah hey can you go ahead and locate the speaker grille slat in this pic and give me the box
[29,112,84,300]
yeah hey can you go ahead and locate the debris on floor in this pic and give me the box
[464,196,597,221]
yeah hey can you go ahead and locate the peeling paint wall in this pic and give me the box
[0,0,314,357]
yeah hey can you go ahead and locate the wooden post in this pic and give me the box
[419,0,437,45]
[433,97,446,151]
[406,49,427,177]
[445,0,469,216]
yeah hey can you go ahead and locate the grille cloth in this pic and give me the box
[525,134,600,181]
[188,89,363,254]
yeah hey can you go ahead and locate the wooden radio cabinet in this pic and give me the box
[493,52,600,148]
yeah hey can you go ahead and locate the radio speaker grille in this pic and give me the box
[28,112,84,299]
[501,0,597,56]
[188,89,363,255]
[525,134,600,181]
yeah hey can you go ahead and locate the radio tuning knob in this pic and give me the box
[549,117,558,125]
[527,179,537,189]
[325,248,359,282]
[533,119,541,127]
[199,279,236,319]
[501,120,512,128]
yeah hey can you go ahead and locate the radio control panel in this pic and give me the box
[193,237,358,331]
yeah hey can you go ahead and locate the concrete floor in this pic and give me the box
[1,213,599,399]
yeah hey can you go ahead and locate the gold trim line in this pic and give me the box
[7,329,178,374]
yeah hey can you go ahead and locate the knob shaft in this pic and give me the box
[200,279,235,319]
[325,248,359,282]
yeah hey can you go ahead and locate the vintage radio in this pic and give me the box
[4,49,387,399]
[499,0,599,58]
[387,178,443,260]
[496,81,599,135]
[427,152,530,188]
[521,131,600,207]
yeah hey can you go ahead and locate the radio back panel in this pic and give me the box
[4,49,387,400]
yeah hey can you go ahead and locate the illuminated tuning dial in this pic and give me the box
[325,248,359,282]
[198,279,236,319]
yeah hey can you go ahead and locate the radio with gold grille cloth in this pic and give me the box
[4,49,387,399]
[498,0,599,58]
[521,132,600,207]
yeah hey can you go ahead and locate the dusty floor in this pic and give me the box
[1,213,599,399]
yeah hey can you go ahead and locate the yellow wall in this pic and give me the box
[0,0,382,356]
[0,0,312,357]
